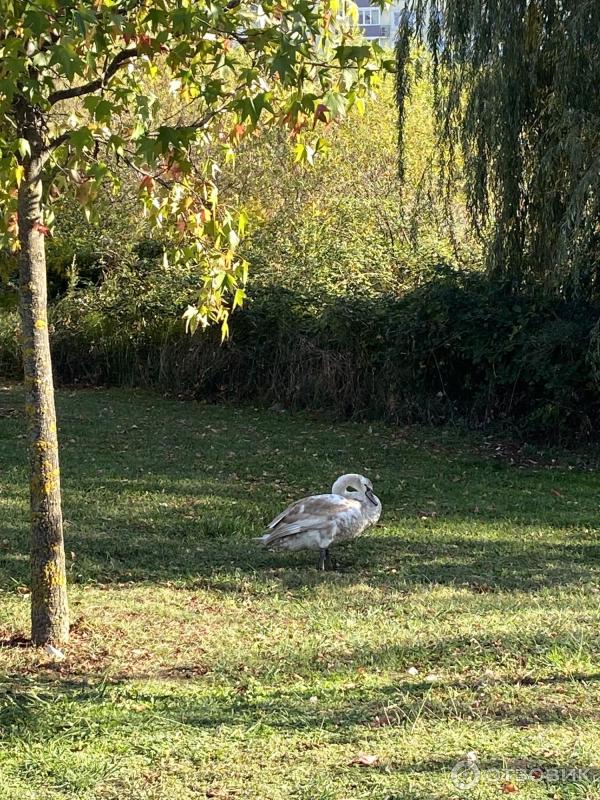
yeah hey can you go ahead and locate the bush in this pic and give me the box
[2,268,599,441]
[0,310,20,379]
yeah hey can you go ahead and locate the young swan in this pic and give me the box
[255,473,381,570]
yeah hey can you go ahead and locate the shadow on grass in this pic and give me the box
[2,519,600,594]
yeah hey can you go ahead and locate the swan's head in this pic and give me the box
[331,473,378,506]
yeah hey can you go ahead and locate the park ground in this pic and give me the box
[1,384,600,800]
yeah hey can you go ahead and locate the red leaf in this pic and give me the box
[139,175,154,194]
[33,222,50,236]
[313,103,329,126]
[230,123,246,143]
[165,161,183,179]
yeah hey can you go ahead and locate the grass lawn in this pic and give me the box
[1,383,600,800]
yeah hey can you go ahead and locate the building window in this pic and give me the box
[393,9,416,30]
[358,7,380,26]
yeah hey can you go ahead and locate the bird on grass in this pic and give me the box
[255,473,381,570]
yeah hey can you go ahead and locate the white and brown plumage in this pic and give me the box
[255,473,381,569]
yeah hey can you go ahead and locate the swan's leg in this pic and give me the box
[318,548,327,571]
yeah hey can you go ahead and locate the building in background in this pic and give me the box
[355,0,409,48]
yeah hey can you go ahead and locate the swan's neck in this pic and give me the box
[331,477,349,496]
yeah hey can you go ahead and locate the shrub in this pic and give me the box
[0,310,20,379]
[2,269,598,441]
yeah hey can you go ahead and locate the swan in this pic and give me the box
[255,473,381,569]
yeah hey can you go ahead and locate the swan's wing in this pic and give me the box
[261,494,359,545]
[266,496,313,530]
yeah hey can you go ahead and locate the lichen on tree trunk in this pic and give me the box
[17,115,69,646]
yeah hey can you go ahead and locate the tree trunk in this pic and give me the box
[17,142,69,646]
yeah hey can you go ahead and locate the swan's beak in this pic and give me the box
[365,488,377,506]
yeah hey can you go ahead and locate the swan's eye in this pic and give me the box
[346,485,358,493]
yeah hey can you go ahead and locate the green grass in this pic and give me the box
[1,383,600,800]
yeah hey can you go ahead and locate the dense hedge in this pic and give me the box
[2,268,599,440]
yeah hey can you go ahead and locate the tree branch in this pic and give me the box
[188,99,233,131]
[48,47,138,105]
[121,154,173,190]
[45,131,70,152]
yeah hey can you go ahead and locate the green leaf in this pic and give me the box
[232,288,246,310]
[271,50,294,83]
[83,96,114,123]
[24,9,49,36]
[323,91,348,118]
[50,43,85,81]
[182,305,200,334]
[15,138,30,158]
[69,127,94,151]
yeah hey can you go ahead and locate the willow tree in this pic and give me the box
[0,0,387,646]
[396,1,600,295]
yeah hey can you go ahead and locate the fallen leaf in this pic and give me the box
[44,644,65,661]
[349,754,380,767]
[501,781,518,793]
[529,768,544,780]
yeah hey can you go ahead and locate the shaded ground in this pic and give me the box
[1,384,600,800]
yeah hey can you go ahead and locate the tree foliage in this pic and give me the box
[0,77,480,307]
[396,1,600,296]
[1,0,388,331]
[233,81,480,298]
